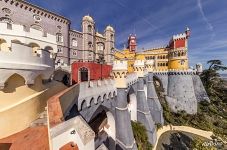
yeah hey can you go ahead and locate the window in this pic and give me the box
[72,50,77,56]
[111,34,114,41]
[57,47,63,53]
[72,39,78,47]
[7,23,12,30]
[88,41,92,49]
[56,33,63,43]
[88,25,92,32]
[97,43,104,51]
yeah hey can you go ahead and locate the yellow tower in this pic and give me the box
[168,27,190,70]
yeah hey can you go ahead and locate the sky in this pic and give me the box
[28,0,227,69]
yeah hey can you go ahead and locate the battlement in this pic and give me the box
[145,60,155,65]
[172,33,187,40]
[0,22,57,52]
[113,60,128,71]
[153,69,197,75]
[134,60,145,67]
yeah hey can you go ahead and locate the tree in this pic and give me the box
[200,60,227,103]
[131,121,153,150]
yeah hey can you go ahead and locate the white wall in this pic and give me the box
[128,94,137,121]
[0,22,57,52]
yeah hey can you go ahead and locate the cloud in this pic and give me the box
[197,0,214,32]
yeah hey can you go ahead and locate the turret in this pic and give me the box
[82,15,95,61]
[104,25,115,65]
[134,60,147,77]
[145,60,155,72]
[127,34,137,52]
[196,63,203,75]
[112,60,128,88]
[168,27,190,70]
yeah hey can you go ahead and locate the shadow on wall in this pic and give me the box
[53,69,70,86]
[2,74,45,93]
[162,132,193,150]
[3,74,25,93]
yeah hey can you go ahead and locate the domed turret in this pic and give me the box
[82,15,94,22]
[105,25,114,32]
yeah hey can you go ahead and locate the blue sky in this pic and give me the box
[28,0,227,69]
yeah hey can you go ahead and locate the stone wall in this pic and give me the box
[167,73,197,114]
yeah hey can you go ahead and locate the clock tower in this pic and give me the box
[127,34,137,52]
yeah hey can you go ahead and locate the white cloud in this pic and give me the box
[197,0,214,32]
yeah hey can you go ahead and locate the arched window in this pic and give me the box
[97,43,104,53]
[56,33,63,43]
[88,25,92,32]
[0,39,9,52]
[88,41,92,49]
[111,34,114,41]
[28,43,40,56]
[72,39,77,47]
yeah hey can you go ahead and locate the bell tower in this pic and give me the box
[127,34,137,52]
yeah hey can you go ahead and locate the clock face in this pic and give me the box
[131,40,135,43]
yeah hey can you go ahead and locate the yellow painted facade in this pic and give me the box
[114,30,190,72]
[0,74,67,138]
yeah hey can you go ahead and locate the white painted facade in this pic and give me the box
[50,116,95,150]
[0,22,56,89]
[0,22,57,52]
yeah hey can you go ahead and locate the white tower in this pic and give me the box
[82,15,95,62]
[104,25,115,65]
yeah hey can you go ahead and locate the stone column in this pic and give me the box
[147,73,164,125]
[134,60,157,145]
[112,61,137,150]
[115,89,137,150]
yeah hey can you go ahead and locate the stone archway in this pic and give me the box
[88,106,116,149]
[53,68,70,86]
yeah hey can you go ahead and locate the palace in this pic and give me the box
[0,1,210,150]
[0,0,115,68]
[115,27,190,72]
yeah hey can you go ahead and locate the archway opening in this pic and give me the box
[88,108,115,149]
[79,67,88,82]
[53,69,70,86]
[0,38,9,52]
[3,73,25,93]
[28,43,40,56]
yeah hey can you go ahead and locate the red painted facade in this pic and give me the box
[175,39,186,48]
[127,34,137,52]
[71,62,112,84]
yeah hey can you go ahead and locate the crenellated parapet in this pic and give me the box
[0,42,54,89]
[145,60,155,72]
[134,60,148,77]
[112,60,128,88]
[0,22,57,52]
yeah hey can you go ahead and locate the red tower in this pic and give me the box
[127,34,137,52]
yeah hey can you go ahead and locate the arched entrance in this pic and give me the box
[79,67,89,82]
[88,107,115,149]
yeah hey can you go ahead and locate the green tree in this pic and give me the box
[200,60,227,103]
[131,121,153,150]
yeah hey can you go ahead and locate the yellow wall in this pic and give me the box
[114,47,189,71]
[168,59,188,70]
[0,74,67,139]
